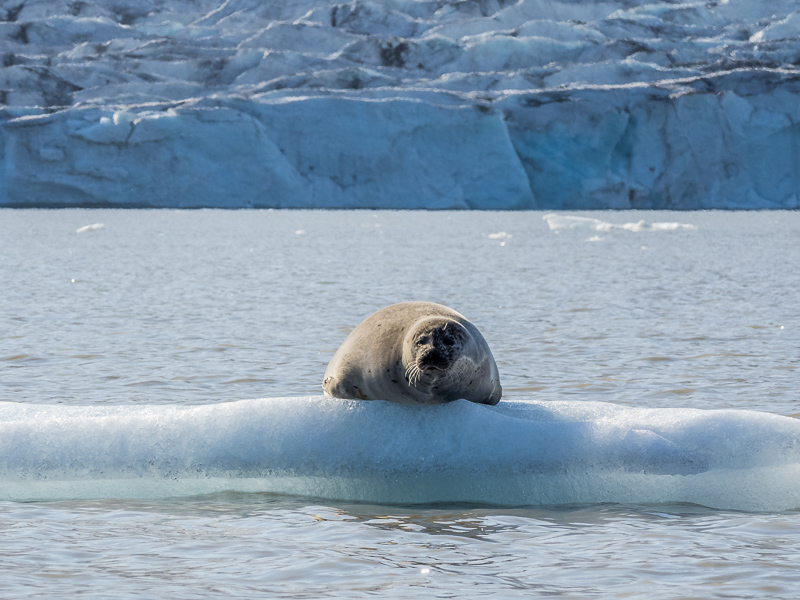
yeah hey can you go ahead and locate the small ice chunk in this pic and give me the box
[648,222,698,231]
[76,223,104,233]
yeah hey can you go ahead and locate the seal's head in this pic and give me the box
[402,317,469,389]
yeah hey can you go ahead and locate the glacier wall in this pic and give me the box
[2,0,800,209]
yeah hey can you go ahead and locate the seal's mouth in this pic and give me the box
[405,360,447,388]
[416,361,447,375]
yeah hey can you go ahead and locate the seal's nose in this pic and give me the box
[419,349,448,370]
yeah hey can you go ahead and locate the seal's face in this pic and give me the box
[404,319,467,387]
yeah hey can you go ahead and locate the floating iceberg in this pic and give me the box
[2,0,800,209]
[543,213,697,232]
[2,397,800,511]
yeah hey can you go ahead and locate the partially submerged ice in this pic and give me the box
[2,397,800,511]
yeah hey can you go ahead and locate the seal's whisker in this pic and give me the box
[405,363,418,386]
[406,363,423,387]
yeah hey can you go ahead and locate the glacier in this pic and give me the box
[1,0,799,209]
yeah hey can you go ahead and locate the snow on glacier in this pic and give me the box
[1,0,799,209]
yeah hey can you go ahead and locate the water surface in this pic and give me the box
[1,209,799,598]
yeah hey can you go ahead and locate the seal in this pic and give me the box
[322,302,502,405]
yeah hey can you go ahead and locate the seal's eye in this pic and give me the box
[416,336,429,346]
[442,335,455,346]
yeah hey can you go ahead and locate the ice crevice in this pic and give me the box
[2,0,800,209]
